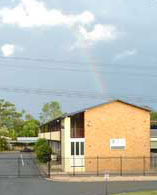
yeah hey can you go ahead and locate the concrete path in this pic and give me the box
[50,175,157,182]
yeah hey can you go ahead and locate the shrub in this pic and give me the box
[34,138,47,150]
[35,138,52,163]
[0,137,8,151]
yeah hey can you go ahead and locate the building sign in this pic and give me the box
[110,138,126,149]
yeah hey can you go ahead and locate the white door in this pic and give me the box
[70,138,85,167]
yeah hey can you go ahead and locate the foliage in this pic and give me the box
[18,119,40,137]
[0,137,8,151]
[0,99,40,138]
[8,129,17,140]
[35,138,52,163]
[40,101,64,124]
[34,138,48,150]
[151,112,157,128]
[25,114,35,121]
[0,126,9,137]
[151,112,157,120]
[0,99,23,130]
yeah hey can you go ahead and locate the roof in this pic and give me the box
[17,137,38,143]
[65,99,151,116]
[41,99,151,127]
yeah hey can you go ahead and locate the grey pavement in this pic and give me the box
[0,152,42,177]
[0,152,157,195]
[0,179,157,195]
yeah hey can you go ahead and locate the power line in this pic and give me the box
[0,63,157,78]
[0,86,157,104]
[0,55,157,69]
[1,56,157,78]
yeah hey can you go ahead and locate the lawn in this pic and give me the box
[115,191,157,195]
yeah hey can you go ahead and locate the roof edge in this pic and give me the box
[40,99,151,127]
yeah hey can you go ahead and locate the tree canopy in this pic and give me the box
[151,112,157,121]
[0,99,22,130]
[151,111,157,129]
[40,101,64,124]
[0,99,65,139]
[18,119,40,137]
[0,99,40,139]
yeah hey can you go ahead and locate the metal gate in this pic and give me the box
[0,152,49,178]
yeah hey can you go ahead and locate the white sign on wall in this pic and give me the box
[110,138,126,149]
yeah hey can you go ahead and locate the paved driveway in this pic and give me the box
[0,152,156,195]
[0,178,157,195]
[0,152,43,177]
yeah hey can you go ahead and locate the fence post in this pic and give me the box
[120,156,123,176]
[73,155,75,176]
[18,157,20,177]
[48,160,51,178]
[143,156,145,176]
[97,156,99,176]
[150,155,153,169]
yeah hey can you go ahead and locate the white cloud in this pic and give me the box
[0,0,120,49]
[115,49,137,60]
[70,24,119,49]
[1,44,15,56]
[0,44,23,56]
[0,0,94,27]
[78,24,118,41]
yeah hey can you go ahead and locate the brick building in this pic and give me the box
[39,100,150,173]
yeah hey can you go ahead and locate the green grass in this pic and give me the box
[114,191,157,195]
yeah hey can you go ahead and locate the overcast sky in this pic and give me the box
[0,0,157,117]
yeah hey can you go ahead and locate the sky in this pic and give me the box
[0,0,157,118]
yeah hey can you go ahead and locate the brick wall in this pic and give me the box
[84,101,150,172]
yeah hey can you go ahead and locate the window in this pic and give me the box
[71,142,74,155]
[71,141,84,156]
[76,142,79,155]
[81,142,84,155]
[70,113,84,138]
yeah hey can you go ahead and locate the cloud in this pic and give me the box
[78,24,118,41]
[0,0,120,49]
[70,24,119,49]
[114,49,137,60]
[0,0,94,28]
[1,44,23,57]
[1,44,16,56]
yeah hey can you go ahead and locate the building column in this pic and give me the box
[61,117,71,172]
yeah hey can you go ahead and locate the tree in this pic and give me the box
[0,99,23,130]
[40,101,64,124]
[151,111,157,129]
[0,126,9,137]
[25,114,35,121]
[0,137,8,151]
[18,119,40,137]
[151,112,157,121]
[8,129,17,140]
[0,99,41,138]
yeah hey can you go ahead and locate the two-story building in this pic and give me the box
[39,99,151,173]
